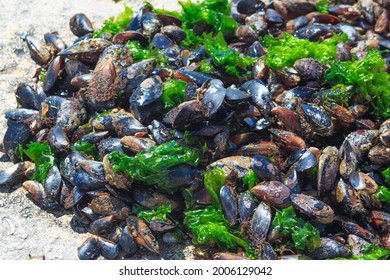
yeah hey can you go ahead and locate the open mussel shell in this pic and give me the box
[126,216,160,255]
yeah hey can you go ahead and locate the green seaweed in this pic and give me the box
[373,186,390,205]
[179,0,237,36]
[271,206,321,252]
[73,140,100,161]
[108,140,200,194]
[20,142,56,184]
[242,169,260,190]
[263,33,348,69]
[138,205,173,223]
[204,166,226,209]
[336,244,390,260]
[316,0,329,14]
[93,5,133,38]
[184,206,255,258]
[126,41,167,67]
[161,79,188,109]
[203,32,257,77]
[382,166,390,186]
[325,51,390,118]
[39,69,47,82]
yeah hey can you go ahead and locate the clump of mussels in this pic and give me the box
[1,0,390,260]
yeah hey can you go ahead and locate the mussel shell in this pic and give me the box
[261,242,278,260]
[129,76,163,107]
[3,121,33,163]
[113,31,148,47]
[149,219,176,233]
[58,38,111,63]
[163,100,204,130]
[291,193,335,224]
[89,215,117,236]
[126,215,160,254]
[251,181,291,208]
[250,202,271,241]
[22,180,57,208]
[73,170,106,191]
[167,164,199,189]
[15,84,42,111]
[269,128,306,151]
[97,237,119,260]
[22,35,52,65]
[88,193,128,216]
[220,185,238,226]
[335,178,366,216]
[0,162,35,188]
[48,125,70,153]
[44,166,62,201]
[300,103,333,136]
[69,13,94,37]
[202,80,226,119]
[43,56,65,92]
[212,252,249,260]
[78,237,100,260]
[114,58,156,93]
[44,33,67,53]
[251,155,281,181]
[119,225,138,257]
[237,0,265,15]
[309,237,351,260]
[317,146,339,196]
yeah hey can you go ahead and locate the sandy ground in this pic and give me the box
[0,0,196,260]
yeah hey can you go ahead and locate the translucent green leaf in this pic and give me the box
[271,206,321,252]
[373,186,390,205]
[184,206,255,258]
[138,205,173,223]
[316,0,329,14]
[324,51,390,118]
[20,142,56,184]
[242,169,260,190]
[73,140,100,161]
[263,33,348,69]
[108,141,200,194]
[204,167,226,209]
[336,244,390,260]
[93,5,133,38]
[162,79,187,109]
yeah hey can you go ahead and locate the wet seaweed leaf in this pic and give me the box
[203,32,257,77]
[108,140,200,194]
[271,206,321,252]
[20,142,56,184]
[325,51,390,118]
[184,206,255,258]
[263,33,348,69]
[73,140,100,161]
[204,167,226,209]
[162,79,187,109]
[336,244,390,260]
[242,169,260,190]
[138,205,172,223]
[373,186,390,205]
[316,0,329,14]
[93,5,133,38]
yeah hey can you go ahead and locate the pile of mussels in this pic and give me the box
[1,0,390,260]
